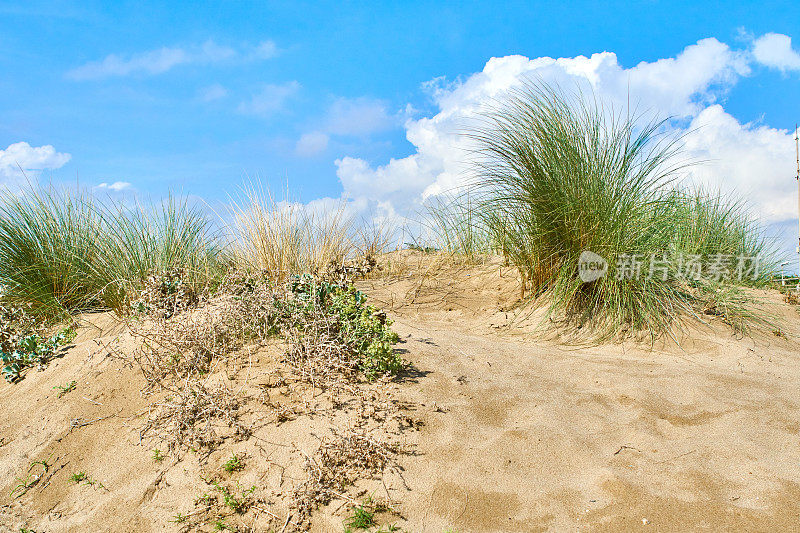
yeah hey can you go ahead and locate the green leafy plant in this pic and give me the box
[69,471,87,483]
[152,448,165,463]
[2,327,75,382]
[211,481,256,514]
[285,276,403,380]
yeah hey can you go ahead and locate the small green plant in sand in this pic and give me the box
[69,471,105,490]
[222,453,244,473]
[53,380,77,398]
[152,448,165,463]
[9,458,51,498]
[343,495,397,532]
[69,471,87,483]
[344,502,375,530]
[211,481,256,514]
[2,327,75,382]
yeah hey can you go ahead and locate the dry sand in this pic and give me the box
[2,255,800,532]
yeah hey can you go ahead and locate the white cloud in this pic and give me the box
[335,35,795,231]
[252,40,279,60]
[325,97,394,136]
[0,142,71,188]
[294,97,396,159]
[752,33,800,71]
[94,181,132,192]
[238,81,301,116]
[198,83,228,102]
[295,131,329,157]
[68,39,277,80]
[682,105,797,221]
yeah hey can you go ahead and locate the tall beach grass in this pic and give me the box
[456,81,780,339]
[227,185,354,281]
[0,187,223,318]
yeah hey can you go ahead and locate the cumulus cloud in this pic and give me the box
[752,32,800,72]
[0,142,71,188]
[295,131,329,157]
[252,40,279,60]
[238,81,301,116]
[68,39,277,80]
[335,35,796,234]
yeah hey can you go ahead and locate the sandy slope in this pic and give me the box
[2,257,800,532]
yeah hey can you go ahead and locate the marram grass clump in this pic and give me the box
[0,187,224,320]
[462,81,780,340]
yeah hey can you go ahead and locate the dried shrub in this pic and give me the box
[293,427,399,528]
[130,268,199,319]
[140,380,249,453]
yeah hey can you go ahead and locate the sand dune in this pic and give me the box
[2,258,799,532]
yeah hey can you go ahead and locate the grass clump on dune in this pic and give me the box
[227,184,353,282]
[0,186,223,320]
[461,81,780,339]
[0,186,102,317]
[93,196,225,314]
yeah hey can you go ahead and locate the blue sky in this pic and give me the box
[2,1,800,262]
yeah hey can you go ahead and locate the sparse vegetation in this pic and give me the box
[0,186,222,321]
[222,453,244,473]
[344,502,375,530]
[2,324,74,382]
[53,380,77,397]
[9,458,50,498]
[69,471,87,483]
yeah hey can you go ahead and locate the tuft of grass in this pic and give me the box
[344,502,375,531]
[53,380,77,398]
[93,196,225,314]
[0,186,101,318]
[222,453,244,473]
[69,471,87,484]
[227,184,353,282]
[459,81,780,340]
[0,186,224,320]
[9,458,51,498]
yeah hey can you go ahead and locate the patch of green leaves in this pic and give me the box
[211,481,256,514]
[2,327,75,383]
[286,276,403,380]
